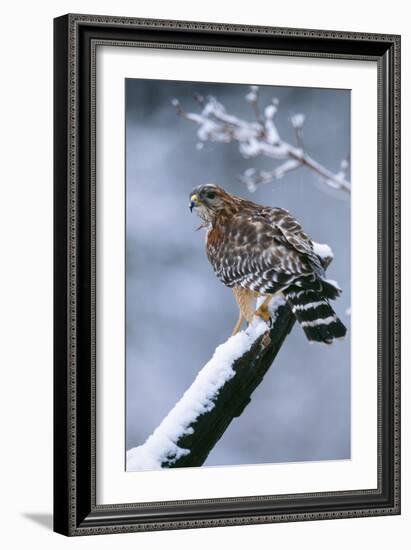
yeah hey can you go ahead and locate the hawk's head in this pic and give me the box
[189,184,238,224]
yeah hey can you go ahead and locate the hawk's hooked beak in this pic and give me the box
[189,194,201,212]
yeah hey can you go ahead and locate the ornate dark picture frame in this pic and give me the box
[53,13,401,536]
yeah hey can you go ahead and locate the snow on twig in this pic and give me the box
[312,241,334,265]
[172,87,351,195]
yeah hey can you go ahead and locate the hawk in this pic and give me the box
[189,183,346,344]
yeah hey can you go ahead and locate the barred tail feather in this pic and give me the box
[285,288,347,344]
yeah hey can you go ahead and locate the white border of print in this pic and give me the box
[96,45,378,505]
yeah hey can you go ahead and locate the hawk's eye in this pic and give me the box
[207,191,216,200]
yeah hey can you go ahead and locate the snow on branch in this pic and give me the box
[126,242,335,471]
[172,86,351,195]
[127,296,291,470]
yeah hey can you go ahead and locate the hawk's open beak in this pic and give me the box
[189,194,200,212]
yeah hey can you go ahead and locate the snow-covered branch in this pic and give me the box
[127,243,334,470]
[127,296,293,470]
[172,86,351,195]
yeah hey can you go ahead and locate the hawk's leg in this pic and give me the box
[231,312,245,336]
[232,287,255,335]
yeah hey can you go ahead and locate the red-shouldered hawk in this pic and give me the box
[189,183,346,344]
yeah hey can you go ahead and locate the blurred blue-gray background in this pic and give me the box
[125,79,351,468]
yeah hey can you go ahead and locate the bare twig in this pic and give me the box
[172,87,351,195]
[290,113,305,151]
[246,85,264,128]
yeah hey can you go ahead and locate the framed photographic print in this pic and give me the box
[53,14,401,536]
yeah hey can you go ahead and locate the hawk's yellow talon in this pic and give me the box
[254,296,272,323]
[255,307,271,323]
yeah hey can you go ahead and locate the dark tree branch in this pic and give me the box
[165,303,295,468]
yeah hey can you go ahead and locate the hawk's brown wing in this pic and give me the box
[207,207,320,293]
[260,206,315,257]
